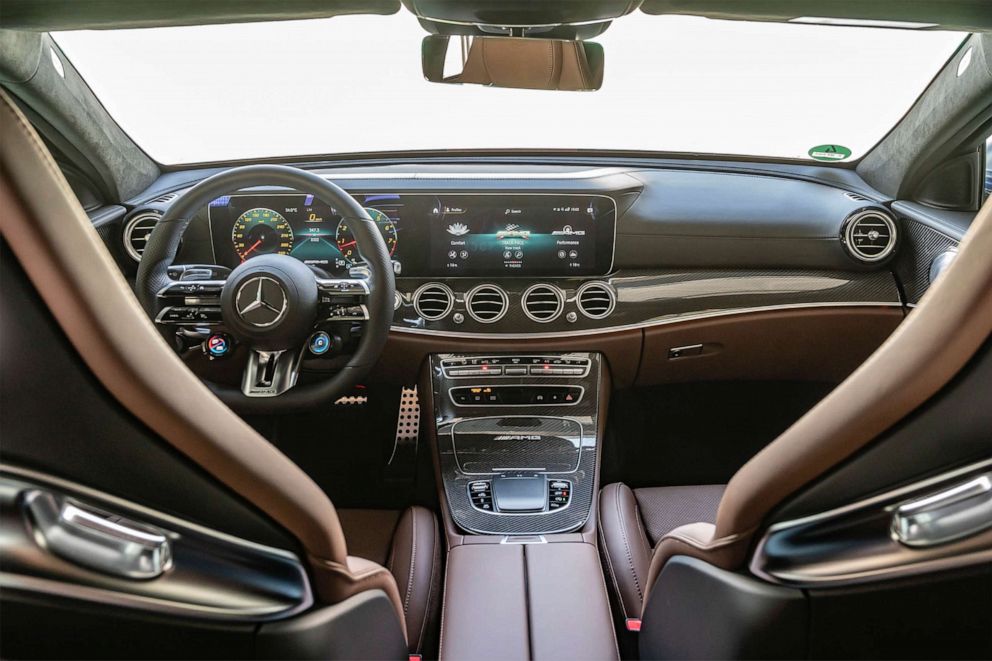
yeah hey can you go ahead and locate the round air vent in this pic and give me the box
[413,283,454,320]
[466,284,509,323]
[576,282,616,319]
[842,210,897,263]
[123,210,162,262]
[521,284,565,323]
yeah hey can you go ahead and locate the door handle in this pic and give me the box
[892,472,992,548]
[24,490,172,579]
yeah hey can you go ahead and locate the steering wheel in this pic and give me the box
[136,164,395,414]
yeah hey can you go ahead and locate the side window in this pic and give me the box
[985,135,992,200]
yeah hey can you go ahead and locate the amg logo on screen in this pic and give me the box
[493,435,542,441]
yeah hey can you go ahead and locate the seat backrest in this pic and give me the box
[0,88,406,634]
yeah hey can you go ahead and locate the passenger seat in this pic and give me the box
[337,507,442,655]
[598,483,725,621]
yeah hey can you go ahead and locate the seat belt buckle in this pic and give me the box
[410,655,422,661]
[625,618,642,632]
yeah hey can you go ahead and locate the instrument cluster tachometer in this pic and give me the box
[335,208,398,265]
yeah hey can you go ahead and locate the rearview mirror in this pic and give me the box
[422,35,604,92]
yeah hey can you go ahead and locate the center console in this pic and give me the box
[431,352,604,535]
[427,352,618,659]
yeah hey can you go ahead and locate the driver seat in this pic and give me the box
[0,90,440,654]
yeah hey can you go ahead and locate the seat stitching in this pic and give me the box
[415,514,439,654]
[404,508,417,616]
[598,487,630,620]
[438,545,451,660]
[615,484,643,602]
[634,500,652,552]
[593,535,623,660]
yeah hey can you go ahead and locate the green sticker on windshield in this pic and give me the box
[808,144,852,162]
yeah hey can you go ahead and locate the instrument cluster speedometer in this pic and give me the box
[231,207,295,262]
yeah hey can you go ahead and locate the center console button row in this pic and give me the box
[548,480,572,510]
[528,366,585,376]
[451,386,582,406]
[468,480,494,511]
[447,366,503,377]
[441,356,590,378]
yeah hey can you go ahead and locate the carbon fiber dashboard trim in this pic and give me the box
[394,269,901,337]
[892,219,960,304]
[431,353,603,535]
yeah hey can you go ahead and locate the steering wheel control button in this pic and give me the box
[309,331,332,356]
[206,333,232,358]
[157,306,223,325]
[159,281,224,297]
[324,304,370,321]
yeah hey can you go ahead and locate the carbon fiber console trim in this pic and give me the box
[431,353,603,535]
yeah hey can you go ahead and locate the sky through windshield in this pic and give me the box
[55,13,966,164]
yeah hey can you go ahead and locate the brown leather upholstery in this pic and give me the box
[337,507,441,653]
[0,90,409,638]
[598,483,723,619]
[640,194,992,612]
[388,507,442,654]
[440,541,619,660]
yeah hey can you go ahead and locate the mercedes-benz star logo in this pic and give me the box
[235,276,288,328]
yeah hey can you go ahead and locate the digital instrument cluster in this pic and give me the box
[207,192,615,277]
[208,193,401,274]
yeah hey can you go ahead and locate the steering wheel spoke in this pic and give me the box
[242,348,303,397]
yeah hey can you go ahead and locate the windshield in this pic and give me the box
[54,14,966,165]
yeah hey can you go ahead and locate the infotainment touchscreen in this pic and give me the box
[427,194,614,277]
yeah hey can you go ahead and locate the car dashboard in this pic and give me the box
[121,163,921,344]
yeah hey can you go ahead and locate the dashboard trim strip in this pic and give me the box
[390,301,904,339]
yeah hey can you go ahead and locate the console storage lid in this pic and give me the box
[440,540,618,660]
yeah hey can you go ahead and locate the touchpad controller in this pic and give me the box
[491,476,547,512]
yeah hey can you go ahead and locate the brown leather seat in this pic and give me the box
[338,506,442,655]
[598,482,725,621]
[0,90,432,652]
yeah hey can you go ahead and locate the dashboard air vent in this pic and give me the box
[123,210,162,262]
[413,283,453,321]
[466,284,509,323]
[842,210,897,263]
[522,284,565,323]
[843,192,871,203]
[576,282,616,319]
